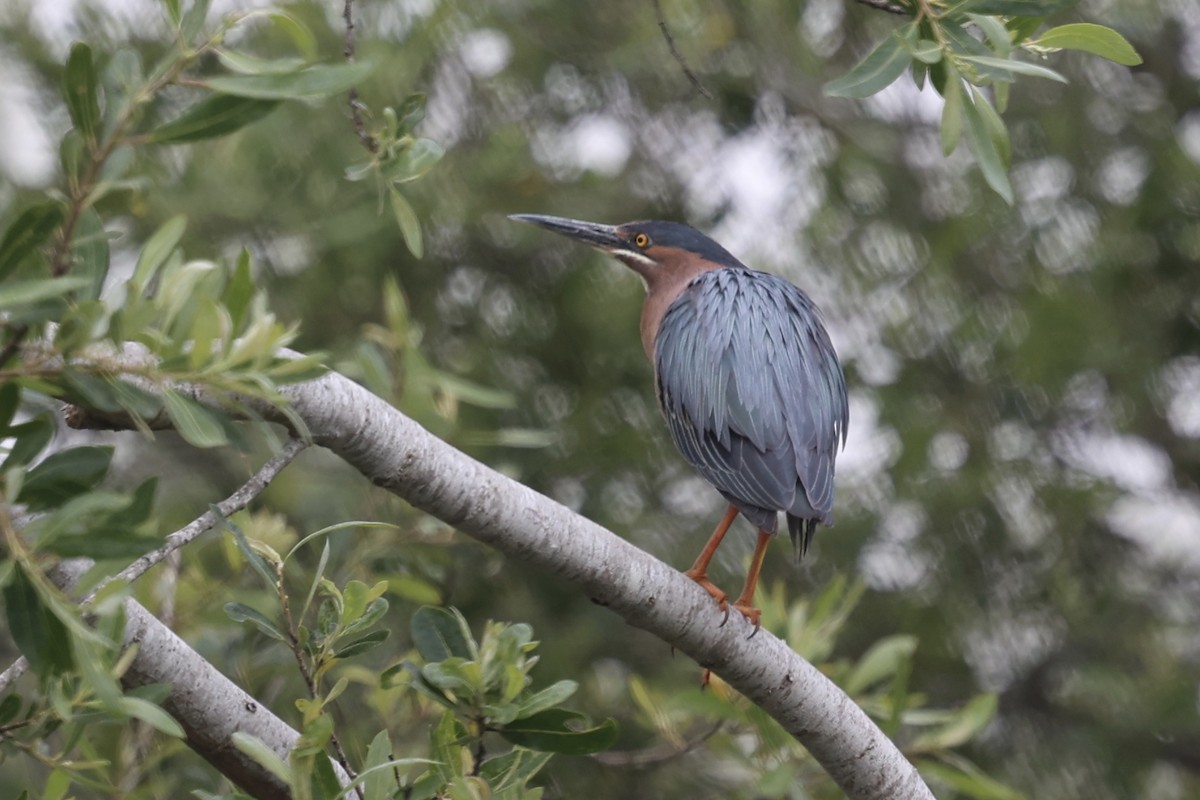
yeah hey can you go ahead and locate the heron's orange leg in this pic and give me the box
[731,530,772,635]
[683,504,739,611]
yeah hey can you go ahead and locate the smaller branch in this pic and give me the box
[591,721,723,768]
[855,0,910,15]
[85,438,308,601]
[342,0,378,154]
[651,0,713,99]
[277,530,362,798]
[0,645,27,692]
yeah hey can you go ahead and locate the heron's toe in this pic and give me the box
[732,602,762,637]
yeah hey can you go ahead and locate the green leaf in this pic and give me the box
[459,428,557,448]
[263,9,319,61]
[515,680,578,720]
[919,757,1025,800]
[972,86,1011,165]
[961,89,1013,203]
[116,696,185,738]
[1,417,53,470]
[71,208,110,301]
[180,0,211,41]
[60,130,85,186]
[958,54,1067,83]
[956,0,1077,13]
[224,602,286,641]
[422,659,476,693]
[200,60,376,100]
[344,597,389,637]
[478,749,553,792]
[224,248,255,331]
[968,13,1012,57]
[411,606,475,662]
[216,50,307,75]
[940,77,964,155]
[845,634,918,694]
[383,138,445,185]
[334,629,390,658]
[912,694,999,751]
[823,31,912,98]
[1007,16,1045,46]
[0,694,21,725]
[1032,22,1142,66]
[394,93,428,132]
[106,47,143,94]
[63,43,101,143]
[0,277,91,311]
[908,40,942,65]
[132,215,187,291]
[63,368,125,412]
[362,729,393,800]
[223,514,279,589]
[146,94,281,144]
[162,389,230,448]
[0,203,66,281]
[232,732,292,785]
[18,445,113,511]
[389,188,423,259]
[498,709,618,755]
[0,382,18,432]
[2,565,73,676]
[386,575,442,606]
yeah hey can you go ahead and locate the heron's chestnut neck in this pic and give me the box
[625,250,724,362]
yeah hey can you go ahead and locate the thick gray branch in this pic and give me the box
[267,361,932,800]
[55,342,933,800]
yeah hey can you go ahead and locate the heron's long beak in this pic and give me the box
[508,214,626,252]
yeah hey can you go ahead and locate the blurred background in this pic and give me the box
[2,0,1199,798]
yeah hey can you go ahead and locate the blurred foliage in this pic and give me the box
[0,0,1197,798]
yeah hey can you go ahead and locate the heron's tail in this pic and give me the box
[786,516,818,564]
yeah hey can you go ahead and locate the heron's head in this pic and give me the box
[509,214,742,287]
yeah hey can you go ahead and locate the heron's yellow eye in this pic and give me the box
[634,233,650,249]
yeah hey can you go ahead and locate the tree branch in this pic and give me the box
[854,0,910,15]
[342,0,378,154]
[651,0,713,99]
[57,342,935,800]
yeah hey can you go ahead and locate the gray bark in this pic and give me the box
[36,340,934,800]
[262,363,933,800]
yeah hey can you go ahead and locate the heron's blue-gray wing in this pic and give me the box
[655,269,847,526]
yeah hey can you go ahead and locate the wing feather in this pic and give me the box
[655,268,847,527]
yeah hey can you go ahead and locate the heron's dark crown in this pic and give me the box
[621,221,744,268]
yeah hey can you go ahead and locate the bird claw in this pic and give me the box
[732,602,762,638]
[684,571,731,624]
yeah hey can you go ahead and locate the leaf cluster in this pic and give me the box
[385,606,618,799]
[824,0,1141,202]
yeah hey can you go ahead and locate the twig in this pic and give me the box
[86,438,308,601]
[855,0,910,15]
[342,0,378,154]
[278,551,363,798]
[591,721,724,767]
[651,0,713,99]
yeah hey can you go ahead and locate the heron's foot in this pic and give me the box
[683,569,730,624]
[732,601,762,638]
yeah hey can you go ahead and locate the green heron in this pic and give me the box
[510,214,849,629]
